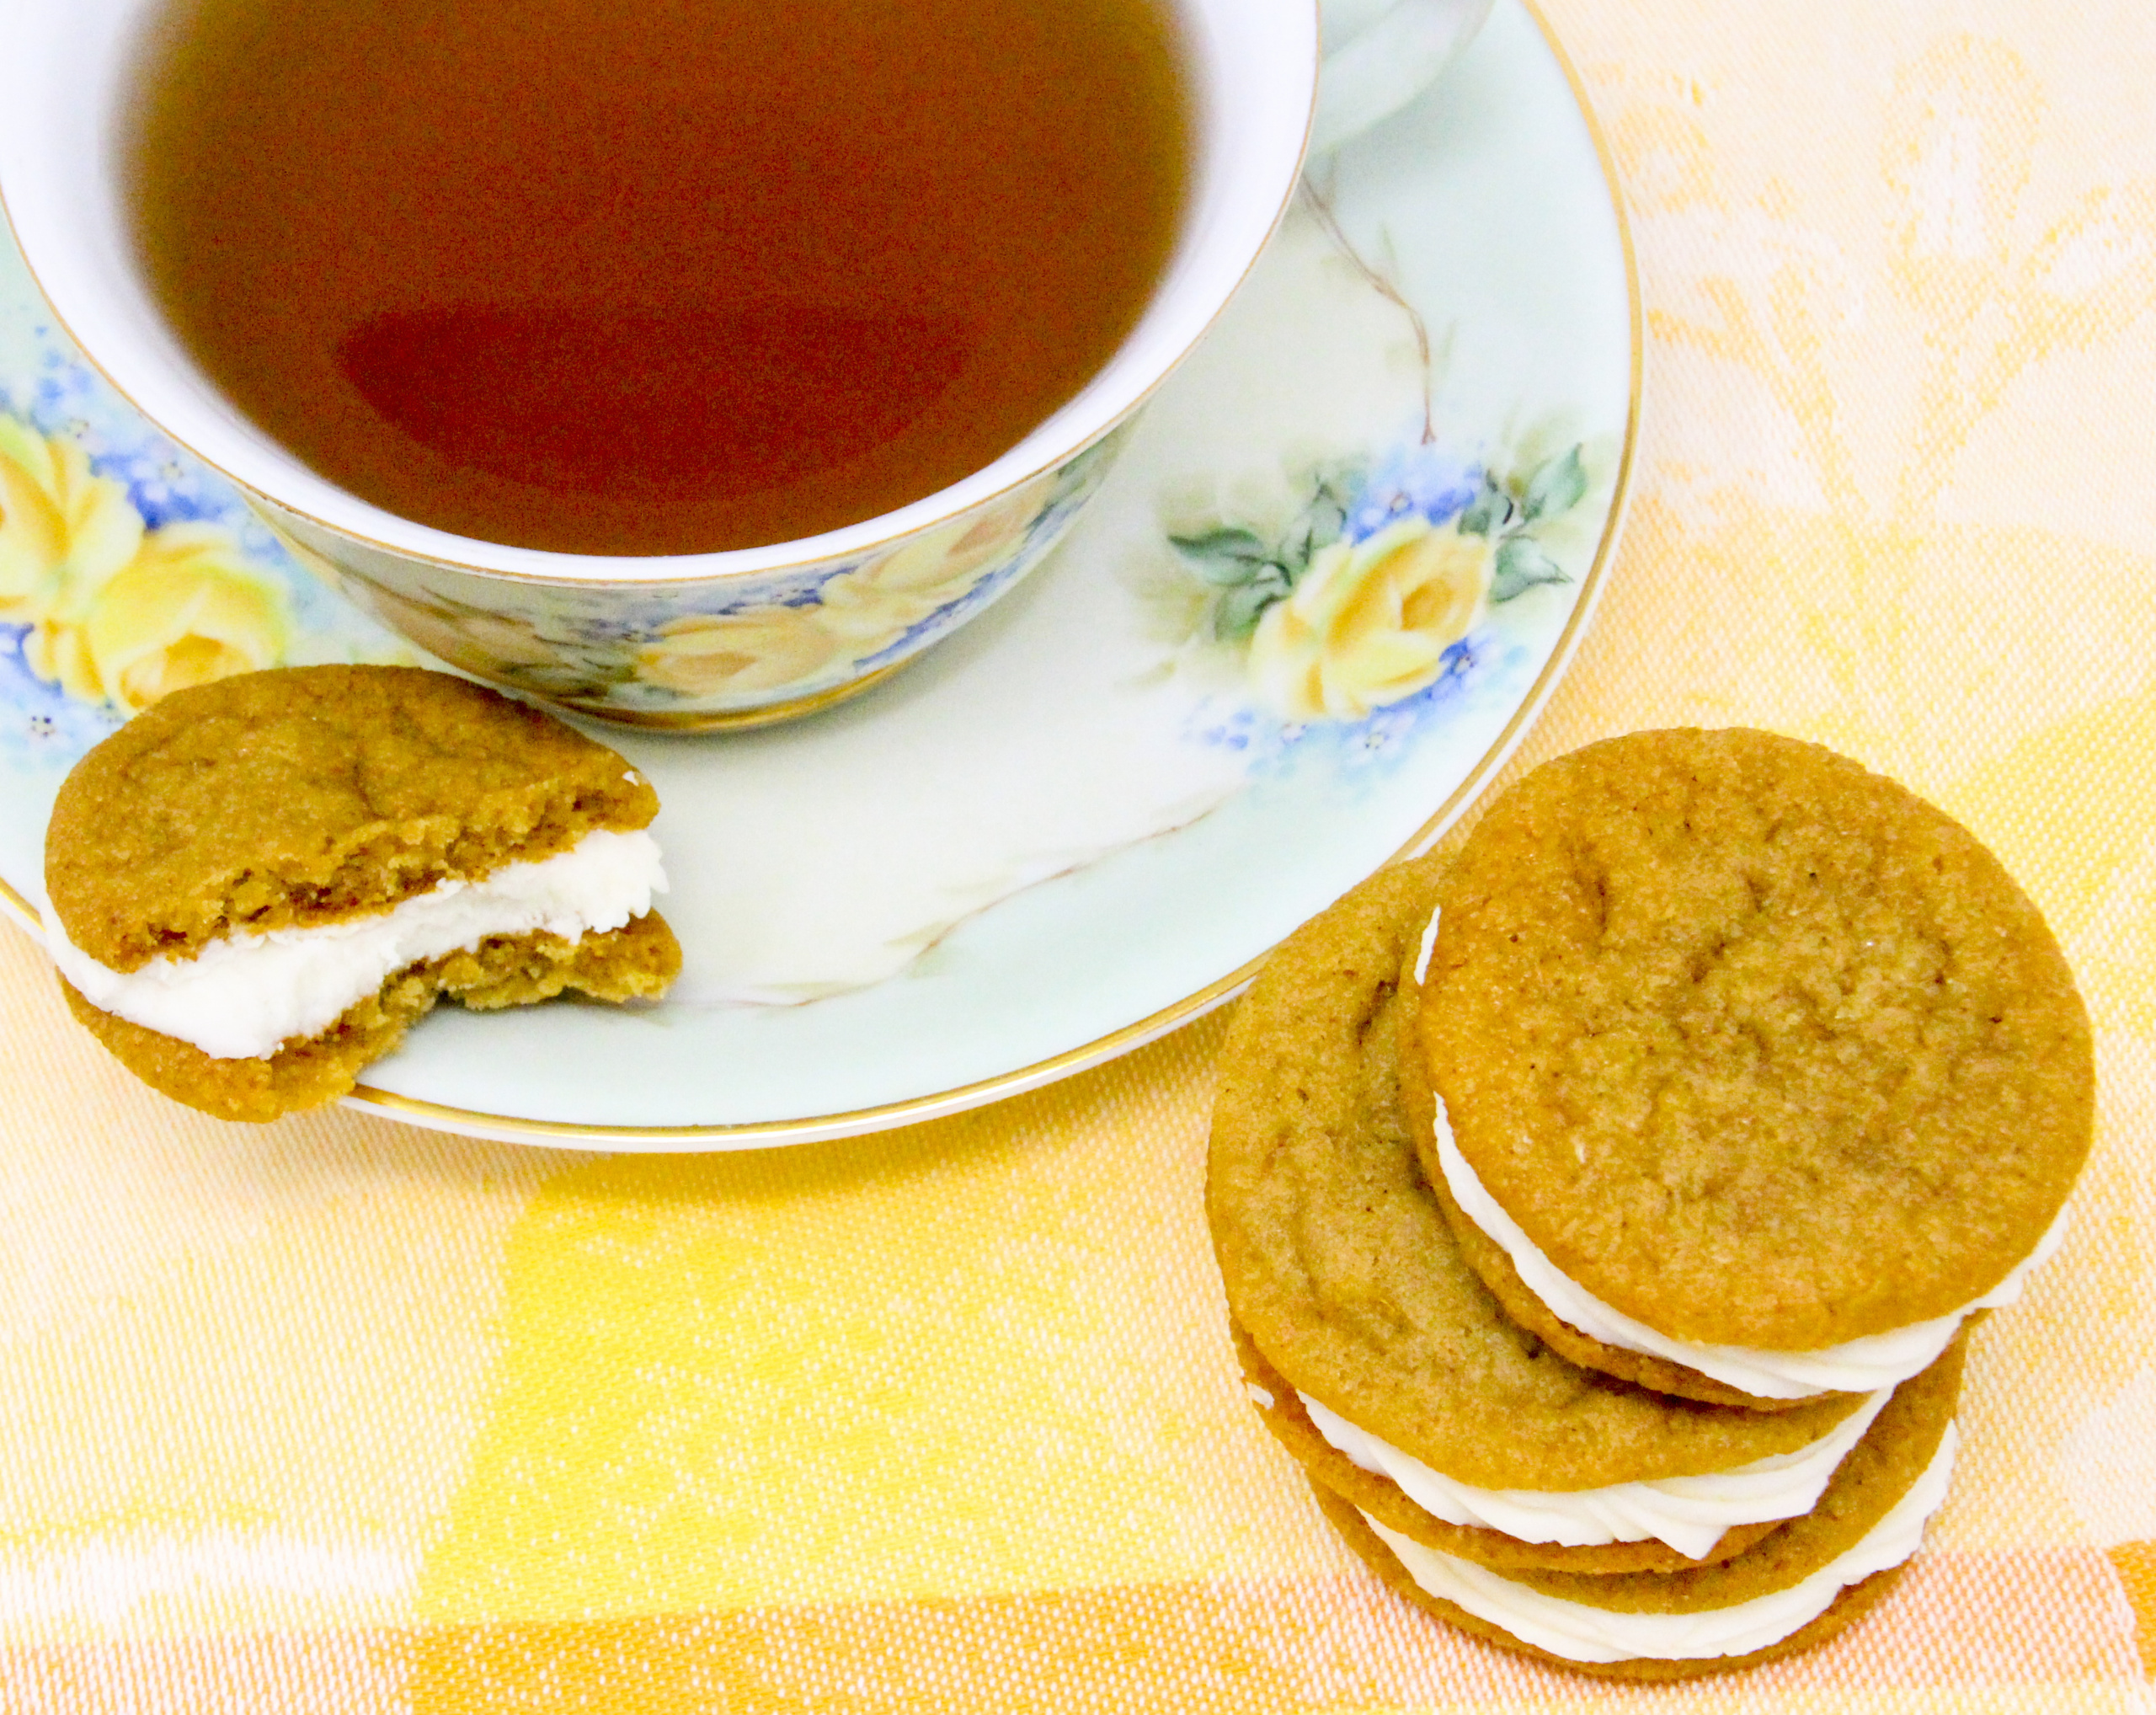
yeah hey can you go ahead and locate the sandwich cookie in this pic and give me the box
[1417,729,2091,1407]
[1314,1337,1961,1680]
[1208,857,1902,1589]
[45,665,680,1120]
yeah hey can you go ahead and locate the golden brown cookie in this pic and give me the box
[1207,853,1865,1498]
[1314,1338,1961,1678]
[46,665,680,1120]
[61,913,679,1124]
[1420,727,2091,1351]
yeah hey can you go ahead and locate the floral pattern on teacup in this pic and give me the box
[635,605,846,700]
[632,485,1041,701]
[814,489,1039,648]
[294,430,1125,721]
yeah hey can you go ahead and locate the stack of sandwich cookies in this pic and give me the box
[1209,855,1969,1678]
[1207,728,2091,1678]
[45,665,681,1121]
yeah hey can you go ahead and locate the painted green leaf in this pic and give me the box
[1308,484,1350,542]
[1310,467,1358,516]
[1520,445,1588,525]
[1214,580,1281,642]
[1276,478,1351,574]
[1283,507,1342,570]
[1170,527,1276,587]
[1248,567,1293,612]
[1458,478,1514,537]
[1491,537,1570,602]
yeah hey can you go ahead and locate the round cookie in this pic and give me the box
[46,665,680,1121]
[1207,855,1868,1517]
[1315,1338,1962,1679]
[1419,728,2092,1352]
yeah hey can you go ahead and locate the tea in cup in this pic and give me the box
[0,0,1484,728]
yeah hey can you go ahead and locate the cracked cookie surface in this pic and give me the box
[45,665,678,1120]
[1419,728,2091,1350]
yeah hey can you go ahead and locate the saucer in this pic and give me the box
[0,0,1635,1148]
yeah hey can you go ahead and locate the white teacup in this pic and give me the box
[0,0,1486,729]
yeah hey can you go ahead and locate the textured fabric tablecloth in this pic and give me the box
[4,2,2154,1708]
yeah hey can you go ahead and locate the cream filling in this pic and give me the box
[1416,907,2068,1399]
[1364,1424,1957,1664]
[1434,1103,2065,1399]
[48,828,666,1061]
[1299,1386,1890,1560]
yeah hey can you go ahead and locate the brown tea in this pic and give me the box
[124,0,1195,555]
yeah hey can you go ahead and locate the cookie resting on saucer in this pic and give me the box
[44,665,680,1121]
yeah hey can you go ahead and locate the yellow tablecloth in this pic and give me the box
[5,2,2154,1707]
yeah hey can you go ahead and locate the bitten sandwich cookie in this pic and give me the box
[1417,727,2092,1408]
[1207,854,1966,1674]
[45,665,680,1121]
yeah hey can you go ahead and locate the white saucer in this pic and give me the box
[0,0,1635,1147]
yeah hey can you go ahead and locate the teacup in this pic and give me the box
[0,0,1487,729]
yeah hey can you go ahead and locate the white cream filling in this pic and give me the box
[1364,1424,1956,1664]
[1415,907,2068,1399]
[1435,1102,2065,1399]
[1299,1386,1890,1560]
[49,828,666,1061]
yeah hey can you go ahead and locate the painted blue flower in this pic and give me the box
[1348,441,1480,542]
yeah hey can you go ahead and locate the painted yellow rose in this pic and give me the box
[635,605,844,697]
[1248,517,1490,720]
[0,417,143,625]
[815,489,1038,649]
[29,523,290,713]
[353,578,566,675]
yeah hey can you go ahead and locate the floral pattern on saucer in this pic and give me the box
[0,392,408,769]
[1134,425,1605,785]
[0,0,1633,1136]
[1103,162,1614,788]
[1162,434,1589,717]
